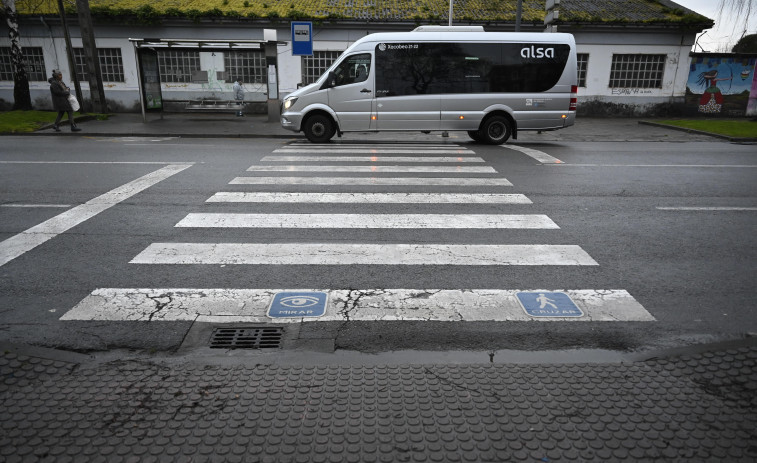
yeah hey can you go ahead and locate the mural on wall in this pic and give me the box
[686,55,757,116]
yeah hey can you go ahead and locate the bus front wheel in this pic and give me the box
[481,116,512,145]
[303,114,336,143]
[467,130,484,143]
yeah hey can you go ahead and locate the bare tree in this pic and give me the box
[2,0,33,110]
[716,0,755,43]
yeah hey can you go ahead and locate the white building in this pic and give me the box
[1,0,712,115]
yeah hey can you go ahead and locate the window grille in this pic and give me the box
[158,50,200,83]
[609,54,665,88]
[24,48,46,81]
[1,47,47,81]
[73,48,125,82]
[224,50,266,84]
[302,51,341,85]
[577,53,589,88]
[0,48,12,81]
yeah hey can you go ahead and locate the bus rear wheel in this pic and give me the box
[481,116,512,145]
[303,114,336,143]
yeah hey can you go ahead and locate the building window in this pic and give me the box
[23,47,47,81]
[302,51,341,85]
[73,48,125,82]
[158,50,200,83]
[0,48,12,81]
[609,54,665,88]
[0,47,46,81]
[225,50,266,84]
[577,53,589,88]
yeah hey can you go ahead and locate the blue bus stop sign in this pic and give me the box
[291,22,313,56]
[516,292,584,318]
[268,291,327,318]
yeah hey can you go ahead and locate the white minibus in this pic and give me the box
[280,26,577,144]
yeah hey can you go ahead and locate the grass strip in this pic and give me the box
[655,119,757,138]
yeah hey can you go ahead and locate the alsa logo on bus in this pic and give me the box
[521,45,555,59]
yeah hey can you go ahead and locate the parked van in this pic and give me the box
[280,26,577,144]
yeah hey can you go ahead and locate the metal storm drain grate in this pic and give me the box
[209,326,283,349]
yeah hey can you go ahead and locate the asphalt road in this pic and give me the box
[1,135,755,357]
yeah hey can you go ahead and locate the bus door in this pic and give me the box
[327,53,375,132]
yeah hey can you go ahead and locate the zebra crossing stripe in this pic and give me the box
[282,143,466,149]
[175,213,558,229]
[246,166,497,173]
[61,288,653,322]
[130,243,598,266]
[207,192,531,204]
[229,177,514,186]
[261,155,485,162]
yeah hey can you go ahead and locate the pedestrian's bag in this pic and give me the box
[67,94,80,112]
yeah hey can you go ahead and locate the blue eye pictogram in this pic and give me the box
[279,296,321,308]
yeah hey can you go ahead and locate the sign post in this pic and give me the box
[291,22,313,56]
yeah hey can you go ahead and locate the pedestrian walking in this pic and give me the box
[48,70,81,132]
[233,77,245,117]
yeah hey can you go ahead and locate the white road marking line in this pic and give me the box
[0,164,193,268]
[130,243,598,266]
[175,213,558,229]
[1,204,72,208]
[230,177,513,186]
[503,144,564,164]
[656,207,757,211]
[0,161,195,165]
[207,192,531,204]
[247,166,497,173]
[62,288,653,322]
[262,155,484,162]
[546,164,757,168]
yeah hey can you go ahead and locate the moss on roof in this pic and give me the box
[17,0,712,26]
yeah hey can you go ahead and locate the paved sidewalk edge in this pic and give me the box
[3,335,756,368]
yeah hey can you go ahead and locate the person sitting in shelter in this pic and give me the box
[233,77,245,116]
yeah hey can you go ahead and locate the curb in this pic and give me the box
[639,120,757,143]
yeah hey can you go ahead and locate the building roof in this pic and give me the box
[19,0,713,27]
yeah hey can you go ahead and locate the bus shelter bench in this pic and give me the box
[184,100,245,113]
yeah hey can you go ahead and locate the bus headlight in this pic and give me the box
[283,97,298,111]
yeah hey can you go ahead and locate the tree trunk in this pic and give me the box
[75,0,107,113]
[3,0,33,110]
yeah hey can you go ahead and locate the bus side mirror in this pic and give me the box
[320,71,336,90]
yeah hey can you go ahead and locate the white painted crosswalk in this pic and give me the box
[175,213,559,229]
[229,177,513,186]
[246,165,497,173]
[131,243,597,265]
[63,288,653,322]
[61,142,653,323]
[206,192,531,204]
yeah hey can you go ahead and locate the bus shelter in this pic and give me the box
[129,37,281,122]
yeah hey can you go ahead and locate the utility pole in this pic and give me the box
[75,0,107,112]
[57,0,84,111]
[448,0,453,26]
[515,0,523,31]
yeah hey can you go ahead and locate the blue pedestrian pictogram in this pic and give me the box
[268,291,327,318]
[516,292,584,318]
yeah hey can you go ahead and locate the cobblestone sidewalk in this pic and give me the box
[1,341,756,462]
